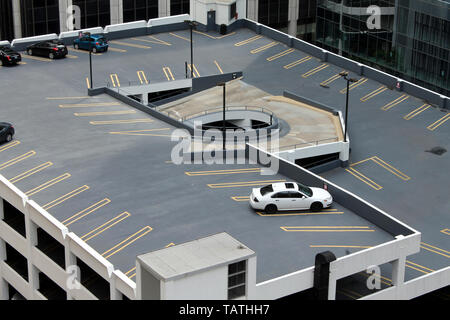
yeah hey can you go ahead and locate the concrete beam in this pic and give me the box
[110,0,123,25]
[12,0,22,39]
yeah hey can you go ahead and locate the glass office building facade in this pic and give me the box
[316,0,449,96]
[72,0,111,29]
[20,0,60,37]
[123,0,158,22]
[170,0,189,15]
[0,0,14,41]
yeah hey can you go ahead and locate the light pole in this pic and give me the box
[184,20,198,79]
[217,82,226,150]
[339,71,358,143]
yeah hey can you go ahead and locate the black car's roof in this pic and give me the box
[0,46,17,53]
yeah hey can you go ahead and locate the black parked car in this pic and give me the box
[0,46,21,66]
[26,40,68,59]
[0,123,14,143]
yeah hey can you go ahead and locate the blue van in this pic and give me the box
[73,33,108,53]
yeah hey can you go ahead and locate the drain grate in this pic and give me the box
[425,146,447,156]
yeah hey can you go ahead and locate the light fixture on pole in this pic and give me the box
[339,71,358,143]
[217,82,226,151]
[184,20,198,79]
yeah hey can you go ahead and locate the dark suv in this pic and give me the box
[0,46,21,66]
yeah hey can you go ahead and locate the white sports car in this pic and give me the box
[249,182,333,214]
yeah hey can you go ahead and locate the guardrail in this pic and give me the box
[180,106,275,122]
[275,137,339,152]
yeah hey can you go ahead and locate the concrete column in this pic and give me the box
[391,256,406,287]
[0,238,7,300]
[288,0,299,37]
[64,242,77,300]
[327,264,337,300]
[159,0,170,17]
[25,217,38,297]
[0,197,4,219]
[12,0,22,39]
[110,0,123,25]
[247,0,258,22]
[109,274,122,300]
[59,0,72,33]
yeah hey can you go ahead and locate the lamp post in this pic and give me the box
[339,71,358,143]
[184,20,198,79]
[217,82,226,150]
[89,40,93,89]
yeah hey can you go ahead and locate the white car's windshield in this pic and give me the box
[297,183,313,197]
[260,184,274,196]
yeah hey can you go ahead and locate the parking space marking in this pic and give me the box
[68,48,102,55]
[163,66,175,81]
[360,86,388,102]
[381,94,409,111]
[89,119,153,125]
[186,168,261,176]
[370,156,410,181]
[9,161,53,183]
[66,54,78,59]
[338,288,362,300]
[110,74,121,87]
[188,64,201,78]
[250,42,278,54]
[0,140,20,153]
[403,104,431,120]
[109,128,171,136]
[283,56,312,69]
[109,40,151,49]
[46,96,91,100]
[193,30,236,40]
[21,54,52,62]
[214,60,224,74]
[405,260,434,274]
[310,245,372,248]
[427,113,450,131]
[137,70,149,84]
[25,173,71,196]
[266,48,295,61]
[74,110,136,117]
[0,151,36,171]
[441,229,450,235]
[102,226,153,259]
[301,63,329,78]
[63,198,111,226]
[107,47,127,53]
[234,35,263,46]
[169,32,191,42]
[231,196,250,202]
[257,210,343,217]
[340,78,368,94]
[207,179,286,188]
[281,226,374,232]
[42,185,89,210]
[86,77,90,89]
[320,72,344,87]
[59,102,121,108]
[139,36,171,46]
[81,211,131,242]
[345,167,383,190]
[420,242,450,258]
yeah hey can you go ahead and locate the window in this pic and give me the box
[123,0,158,23]
[20,0,60,37]
[230,2,236,21]
[289,191,303,198]
[271,191,290,198]
[228,260,246,299]
[170,0,189,16]
[260,184,273,195]
[72,0,110,29]
[285,183,294,189]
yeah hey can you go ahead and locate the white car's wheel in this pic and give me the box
[310,202,323,212]
[265,204,277,214]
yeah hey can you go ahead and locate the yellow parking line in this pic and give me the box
[403,104,431,120]
[320,73,343,86]
[193,30,217,39]
[25,173,71,196]
[441,229,450,235]
[81,212,131,242]
[0,151,36,171]
[371,156,410,181]
[301,63,329,78]
[381,94,409,111]
[110,74,120,88]
[163,66,175,81]
[188,64,201,78]
[207,179,286,188]
[185,168,261,176]
[46,96,91,100]
[169,32,191,42]
[406,260,434,274]
[345,167,382,190]
[74,110,136,117]
[214,60,224,74]
[108,47,127,53]
[42,185,89,210]
[338,289,361,300]
[250,42,278,54]
[0,140,20,153]
[340,78,368,94]
[145,35,172,46]
[359,271,392,287]
[234,35,263,46]
[420,242,450,258]
[68,48,102,55]
[102,226,153,259]
[21,55,52,62]
[66,54,78,59]
[109,128,171,136]
[9,161,53,183]
[59,102,121,108]
[350,157,374,167]
[86,77,90,89]
[89,119,153,125]
[310,245,372,248]
[110,40,151,49]
[281,226,374,232]
[137,70,149,84]
[427,113,450,131]
[360,86,388,102]
[266,48,295,61]
[283,56,312,69]
[231,196,250,202]
[63,198,111,226]
[257,211,343,217]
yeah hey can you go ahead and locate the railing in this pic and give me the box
[274,137,339,152]
[170,106,275,122]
